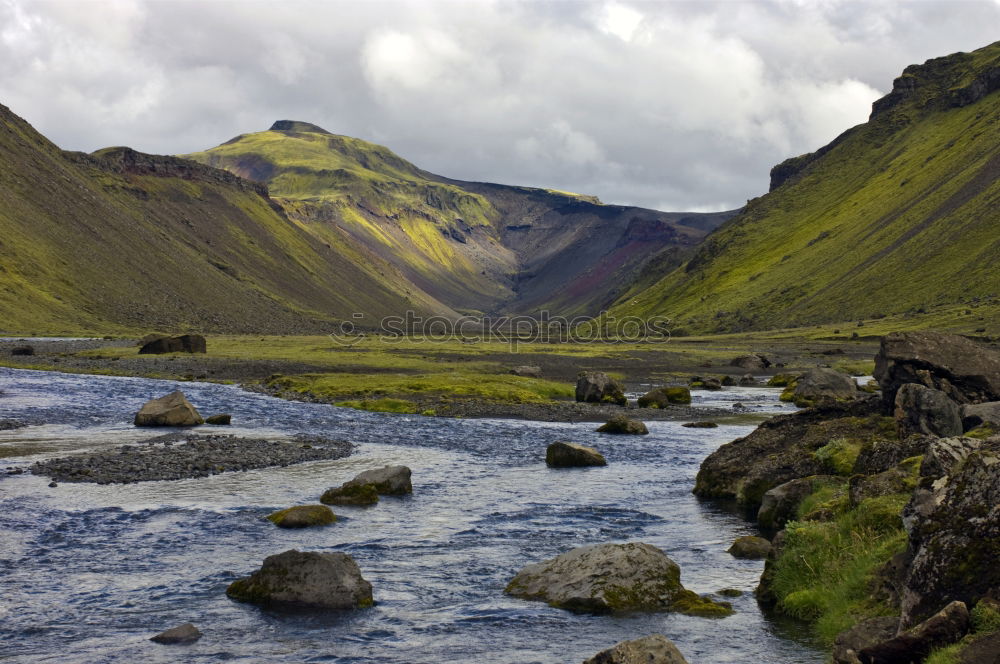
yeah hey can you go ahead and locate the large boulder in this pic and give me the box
[596,415,648,435]
[226,549,373,610]
[576,372,627,406]
[694,396,887,507]
[893,383,963,439]
[832,616,899,664]
[791,368,858,406]
[546,441,607,467]
[858,601,970,663]
[727,535,771,559]
[638,387,691,408]
[267,505,336,528]
[342,465,412,495]
[139,334,207,354]
[758,476,838,529]
[134,391,204,427]
[582,634,689,664]
[150,622,202,644]
[899,438,1000,628]
[10,345,34,356]
[731,354,771,370]
[505,542,732,616]
[853,435,935,475]
[962,401,1000,431]
[874,331,1000,409]
[320,483,379,506]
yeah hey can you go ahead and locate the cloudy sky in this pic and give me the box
[2,0,998,210]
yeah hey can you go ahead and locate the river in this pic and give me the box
[0,367,823,663]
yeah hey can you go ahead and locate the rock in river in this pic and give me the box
[791,368,858,406]
[546,441,607,468]
[134,390,204,427]
[344,465,412,495]
[576,372,627,406]
[638,387,691,407]
[727,536,772,559]
[227,549,373,610]
[321,483,379,506]
[267,505,336,528]
[150,622,202,644]
[596,415,648,435]
[582,634,689,664]
[205,413,231,425]
[505,542,732,616]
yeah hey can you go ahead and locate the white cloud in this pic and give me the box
[597,2,644,41]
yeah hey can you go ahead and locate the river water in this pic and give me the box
[0,368,822,663]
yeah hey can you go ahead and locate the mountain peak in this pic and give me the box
[269,120,331,134]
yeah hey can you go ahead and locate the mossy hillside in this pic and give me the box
[611,41,1000,334]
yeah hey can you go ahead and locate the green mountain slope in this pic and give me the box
[0,106,450,335]
[186,122,732,317]
[611,41,1000,334]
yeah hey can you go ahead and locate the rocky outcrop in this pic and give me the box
[858,600,969,663]
[731,354,771,370]
[226,549,373,610]
[546,441,607,467]
[898,436,1000,628]
[510,365,542,378]
[582,634,689,664]
[596,415,648,435]
[727,536,771,559]
[576,372,627,406]
[893,384,963,439]
[874,332,1000,409]
[134,391,204,427]
[638,387,691,407]
[791,368,859,406]
[694,396,886,507]
[150,622,202,644]
[505,542,731,616]
[139,334,207,354]
[267,505,336,528]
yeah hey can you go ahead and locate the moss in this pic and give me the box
[972,601,1000,634]
[814,438,863,475]
[768,374,799,387]
[664,386,692,404]
[965,423,997,440]
[670,590,734,617]
[336,398,418,414]
[266,504,336,528]
[781,588,827,621]
[320,483,379,506]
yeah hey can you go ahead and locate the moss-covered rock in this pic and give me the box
[638,387,691,408]
[267,504,336,528]
[545,441,607,467]
[226,549,373,610]
[320,483,379,506]
[596,415,648,435]
[727,535,772,559]
[576,372,627,406]
[582,634,689,664]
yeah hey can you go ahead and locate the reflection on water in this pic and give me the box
[0,367,822,663]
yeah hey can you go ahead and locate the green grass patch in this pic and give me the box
[335,398,419,414]
[814,438,863,475]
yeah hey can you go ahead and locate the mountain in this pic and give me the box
[0,105,450,335]
[184,122,733,317]
[611,41,1000,334]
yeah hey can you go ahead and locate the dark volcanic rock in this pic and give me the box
[320,483,379,506]
[10,345,34,356]
[854,435,935,475]
[638,387,691,407]
[139,334,207,355]
[739,373,758,386]
[0,418,27,431]
[832,616,899,664]
[859,600,969,664]
[226,549,373,610]
[596,415,648,435]
[792,368,859,406]
[150,622,202,644]
[874,331,1000,409]
[205,413,232,425]
[546,441,607,467]
[575,372,627,406]
[134,390,204,427]
[893,383,963,439]
[848,458,920,508]
[582,634,689,664]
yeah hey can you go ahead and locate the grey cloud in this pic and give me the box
[1,0,997,210]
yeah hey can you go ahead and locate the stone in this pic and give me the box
[138,334,207,354]
[505,542,731,616]
[727,535,771,559]
[899,439,1000,628]
[732,354,771,370]
[859,601,969,663]
[638,387,691,408]
[961,401,1000,431]
[510,365,542,378]
[582,634,689,664]
[958,632,1000,664]
[226,549,373,610]
[576,372,627,406]
[150,622,202,644]
[832,616,899,664]
[791,368,859,406]
[721,375,736,387]
[739,373,758,386]
[854,435,935,475]
[10,345,34,356]
[320,483,379,506]
[343,465,412,495]
[267,505,336,528]
[893,383,963,438]
[848,458,920,508]
[682,421,718,428]
[546,441,607,467]
[205,413,231,425]
[874,331,1000,408]
[596,415,648,435]
[690,376,722,390]
[758,477,836,530]
[134,391,204,427]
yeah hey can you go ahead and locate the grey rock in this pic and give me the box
[961,401,1000,431]
[510,365,542,378]
[739,373,758,386]
[859,601,969,663]
[226,549,373,610]
[576,372,627,406]
[342,465,412,495]
[854,435,934,475]
[596,415,648,435]
[546,441,607,468]
[894,384,963,439]
[727,535,771,559]
[792,368,858,405]
[134,391,204,427]
[150,622,202,644]
[582,634,689,664]
[758,476,836,530]
[731,354,771,371]
[832,616,899,664]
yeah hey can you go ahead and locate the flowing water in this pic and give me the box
[0,368,823,663]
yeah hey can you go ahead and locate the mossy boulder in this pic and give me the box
[791,368,859,407]
[638,387,691,408]
[134,390,204,427]
[504,542,732,617]
[226,549,373,610]
[961,401,1000,432]
[582,634,689,664]
[767,373,798,388]
[727,535,771,559]
[575,372,627,406]
[596,415,648,435]
[344,465,412,495]
[267,504,336,528]
[848,457,920,508]
[320,483,379,506]
[689,376,722,390]
[545,441,607,468]
[206,413,231,425]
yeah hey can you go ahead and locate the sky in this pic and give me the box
[1,0,998,211]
